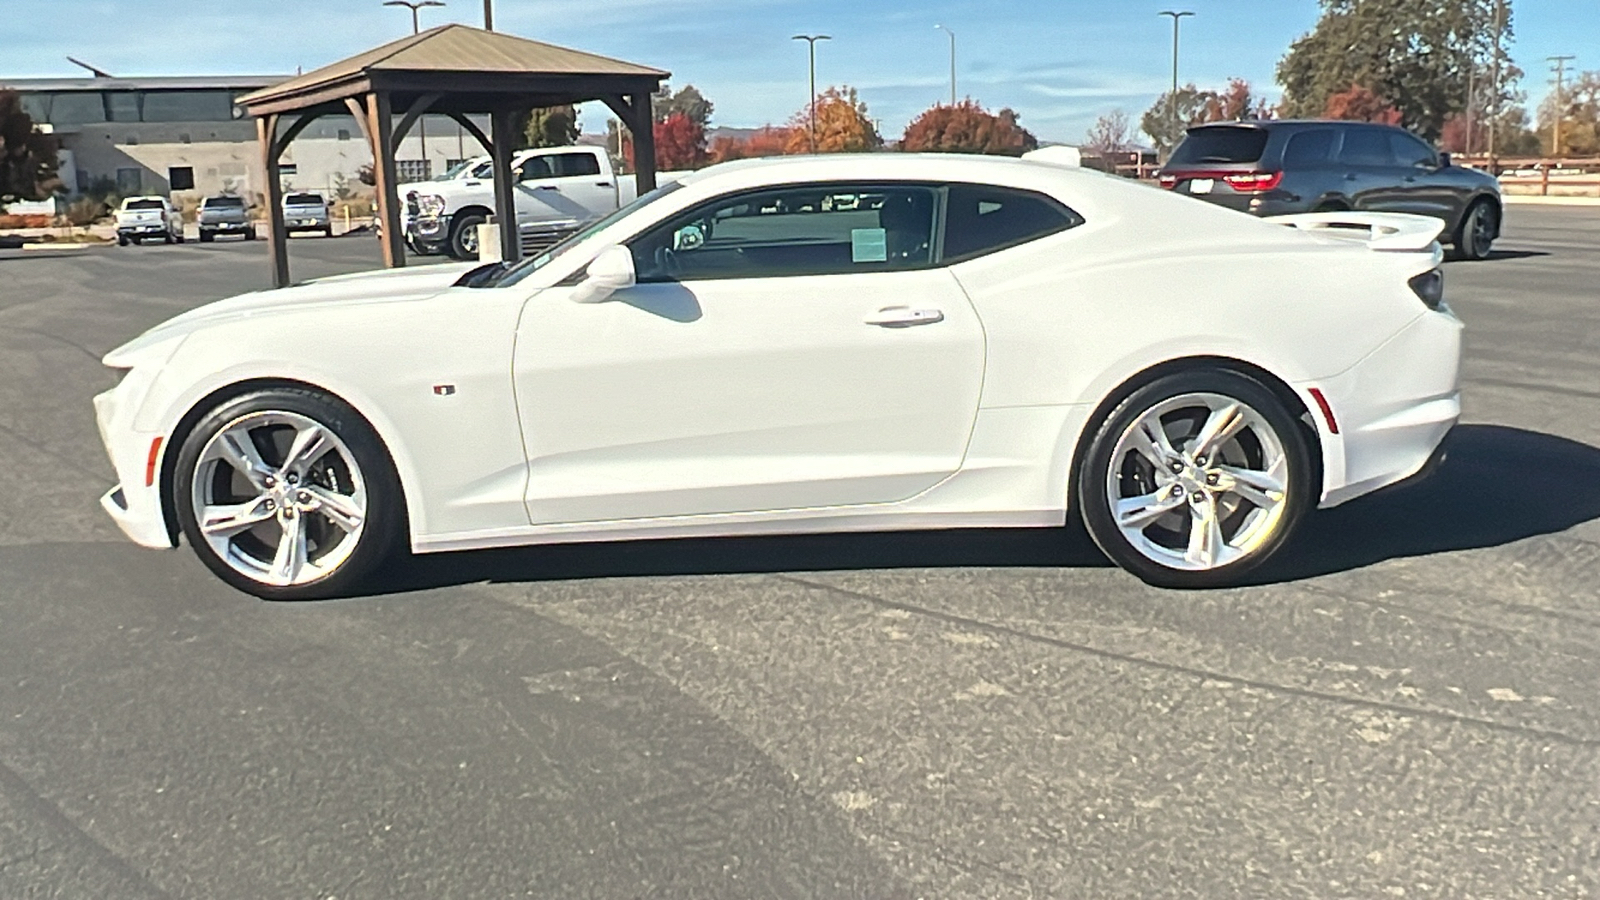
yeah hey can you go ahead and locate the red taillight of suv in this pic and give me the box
[1157,170,1283,193]
[1221,171,1284,192]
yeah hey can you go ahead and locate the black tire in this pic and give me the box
[199,231,214,243]
[173,387,407,601]
[446,211,487,261]
[245,227,257,240]
[1076,369,1314,589]
[1311,200,1349,213]
[1450,200,1497,261]
[117,235,129,247]
[164,230,175,244]
[175,230,185,244]
[324,225,334,238]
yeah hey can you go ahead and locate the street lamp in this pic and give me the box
[1158,10,1194,161]
[934,24,956,106]
[483,0,493,30]
[792,34,832,153]
[384,0,445,34]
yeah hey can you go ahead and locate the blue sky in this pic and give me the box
[2,1,1593,143]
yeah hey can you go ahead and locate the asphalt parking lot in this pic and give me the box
[2,209,1598,899]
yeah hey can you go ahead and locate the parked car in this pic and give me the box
[94,153,1461,599]
[114,197,184,246]
[197,195,255,242]
[406,145,685,260]
[1158,120,1502,260]
[283,192,333,237]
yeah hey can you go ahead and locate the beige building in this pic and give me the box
[6,75,486,202]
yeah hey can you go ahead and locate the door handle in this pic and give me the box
[596,181,612,188]
[1344,173,1358,181]
[864,306,944,328]
[533,184,559,191]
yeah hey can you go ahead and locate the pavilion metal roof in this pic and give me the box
[235,24,668,112]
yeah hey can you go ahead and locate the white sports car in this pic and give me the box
[95,153,1461,599]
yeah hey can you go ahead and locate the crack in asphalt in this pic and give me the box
[777,575,1600,750]
[0,757,173,899]
[0,420,110,482]
[7,327,112,366]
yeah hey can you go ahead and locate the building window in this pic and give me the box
[179,133,191,144]
[278,164,298,176]
[168,167,195,191]
[337,128,351,141]
[396,159,432,182]
[116,168,143,194]
[106,92,141,122]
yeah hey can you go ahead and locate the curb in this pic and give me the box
[1502,194,1600,206]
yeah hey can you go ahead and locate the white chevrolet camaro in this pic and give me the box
[95,153,1461,599]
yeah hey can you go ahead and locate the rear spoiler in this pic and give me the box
[1265,211,1445,252]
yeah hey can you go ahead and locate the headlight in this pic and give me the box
[1408,268,1445,310]
[417,194,446,217]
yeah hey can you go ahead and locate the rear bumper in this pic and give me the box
[1309,308,1464,508]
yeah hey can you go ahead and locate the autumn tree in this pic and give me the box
[653,112,710,169]
[1537,70,1600,156]
[900,100,1037,156]
[1323,84,1404,124]
[783,86,881,153]
[1082,110,1132,156]
[709,126,798,162]
[0,89,60,210]
[654,84,714,128]
[515,105,580,150]
[1277,0,1509,140]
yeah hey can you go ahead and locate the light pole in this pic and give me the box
[1549,55,1576,157]
[934,24,956,106]
[384,0,444,34]
[1158,10,1194,160]
[792,34,831,153]
[385,1,446,176]
[483,0,493,30]
[1487,0,1505,168]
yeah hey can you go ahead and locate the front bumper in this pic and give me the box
[1310,308,1464,508]
[408,215,449,251]
[94,376,178,549]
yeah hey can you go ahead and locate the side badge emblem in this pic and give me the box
[433,384,456,396]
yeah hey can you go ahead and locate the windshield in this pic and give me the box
[435,159,482,181]
[489,181,685,289]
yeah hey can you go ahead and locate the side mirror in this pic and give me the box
[570,245,636,304]
[1438,152,1452,169]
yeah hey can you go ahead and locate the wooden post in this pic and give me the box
[628,91,658,194]
[257,113,290,288]
[366,91,406,269]
[489,108,520,261]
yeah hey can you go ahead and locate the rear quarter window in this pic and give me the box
[941,185,1083,263]
[1282,129,1336,166]
[1168,128,1269,166]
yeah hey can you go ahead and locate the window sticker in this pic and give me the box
[852,227,888,263]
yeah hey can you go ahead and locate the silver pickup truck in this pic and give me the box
[283,193,333,237]
[197,195,255,242]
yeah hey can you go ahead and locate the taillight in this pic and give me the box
[1222,171,1283,192]
[1408,268,1445,310]
[1157,174,1177,189]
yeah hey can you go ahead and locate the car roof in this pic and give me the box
[1188,119,1402,132]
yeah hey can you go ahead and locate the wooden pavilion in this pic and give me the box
[235,24,668,287]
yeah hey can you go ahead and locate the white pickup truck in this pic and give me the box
[115,197,185,246]
[405,145,680,260]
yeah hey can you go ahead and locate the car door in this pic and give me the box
[544,150,618,219]
[512,182,986,526]
[1386,131,1459,221]
[1334,126,1399,210]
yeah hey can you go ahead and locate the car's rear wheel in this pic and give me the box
[1452,200,1497,261]
[447,211,486,261]
[1077,370,1313,588]
[117,235,129,247]
[174,388,406,601]
[199,231,214,243]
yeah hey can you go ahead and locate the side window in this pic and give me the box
[1282,129,1335,166]
[942,184,1082,263]
[471,162,493,179]
[630,184,938,283]
[550,152,602,178]
[517,156,554,181]
[1389,132,1437,168]
[1337,129,1394,167]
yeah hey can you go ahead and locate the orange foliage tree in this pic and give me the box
[1323,84,1403,125]
[782,86,882,153]
[620,112,709,172]
[709,126,799,162]
[899,100,1037,155]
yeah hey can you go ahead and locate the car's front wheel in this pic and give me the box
[1452,200,1497,261]
[173,388,406,600]
[1077,370,1314,588]
[447,211,486,261]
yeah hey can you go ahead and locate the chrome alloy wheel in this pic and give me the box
[188,411,368,587]
[1105,392,1290,572]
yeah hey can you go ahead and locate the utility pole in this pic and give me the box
[1159,10,1194,161]
[935,25,956,106]
[1548,55,1576,158]
[1466,66,1476,156]
[791,34,831,153]
[1487,0,1505,168]
[483,0,493,30]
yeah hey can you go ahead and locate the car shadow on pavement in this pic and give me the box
[1251,423,1600,583]
[383,424,1599,594]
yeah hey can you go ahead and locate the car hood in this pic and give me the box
[104,263,479,366]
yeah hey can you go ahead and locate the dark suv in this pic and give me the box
[1158,120,1502,259]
